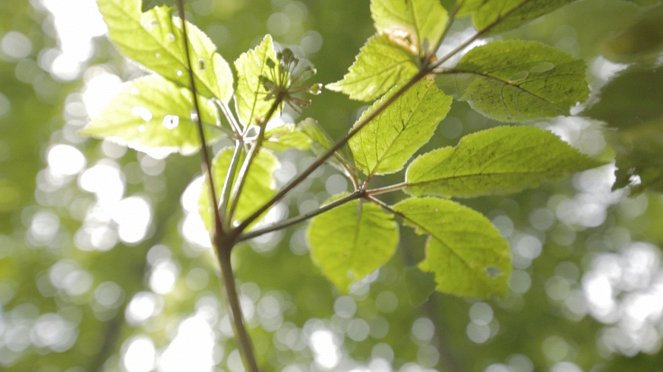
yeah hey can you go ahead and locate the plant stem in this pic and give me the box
[238,190,362,242]
[219,140,243,226]
[427,0,464,65]
[366,182,408,196]
[234,69,430,234]
[176,0,224,237]
[227,96,283,224]
[176,2,258,371]
[215,237,260,372]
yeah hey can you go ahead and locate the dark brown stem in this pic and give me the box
[215,237,260,372]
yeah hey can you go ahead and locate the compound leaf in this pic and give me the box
[307,196,399,292]
[97,0,233,102]
[327,34,418,102]
[81,75,219,155]
[234,34,278,127]
[349,79,452,176]
[437,40,588,122]
[394,197,510,298]
[406,126,603,197]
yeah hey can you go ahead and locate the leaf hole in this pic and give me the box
[485,267,501,278]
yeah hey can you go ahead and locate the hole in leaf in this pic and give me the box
[485,267,501,278]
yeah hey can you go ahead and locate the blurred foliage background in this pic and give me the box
[2,0,663,371]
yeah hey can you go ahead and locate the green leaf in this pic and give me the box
[460,0,577,33]
[602,5,663,64]
[97,0,233,102]
[264,123,312,151]
[327,34,419,102]
[199,148,279,231]
[234,34,278,127]
[349,79,452,175]
[80,75,219,155]
[370,0,448,54]
[437,40,588,122]
[406,126,603,197]
[403,267,435,305]
[394,197,510,298]
[300,118,358,178]
[307,195,399,292]
[584,67,663,193]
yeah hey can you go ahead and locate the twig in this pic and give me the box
[238,191,362,242]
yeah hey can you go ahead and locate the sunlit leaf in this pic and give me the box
[370,0,448,54]
[327,34,418,102]
[307,195,399,292]
[264,123,312,151]
[300,118,358,178]
[199,147,279,231]
[349,79,452,176]
[460,0,578,33]
[394,197,510,298]
[97,0,233,102]
[234,34,278,127]
[437,40,588,122]
[406,126,603,197]
[80,75,219,155]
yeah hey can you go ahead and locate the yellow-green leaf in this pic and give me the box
[437,40,588,122]
[307,196,399,292]
[349,79,452,175]
[406,126,604,197]
[394,197,510,298]
[80,75,219,155]
[327,34,418,102]
[97,0,233,102]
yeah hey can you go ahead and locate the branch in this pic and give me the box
[238,190,362,242]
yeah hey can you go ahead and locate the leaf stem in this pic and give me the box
[227,96,283,224]
[238,190,362,242]
[366,182,408,196]
[214,99,243,137]
[234,69,430,234]
[219,140,243,226]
